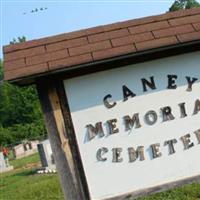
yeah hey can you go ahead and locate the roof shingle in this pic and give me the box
[3,8,200,82]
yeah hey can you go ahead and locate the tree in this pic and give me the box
[185,0,200,8]
[0,38,47,146]
[169,0,200,11]
[0,79,47,146]
[0,60,3,81]
[10,36,26,45]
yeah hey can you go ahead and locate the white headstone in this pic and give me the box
[0,152,6,170]
[0,152,13,173]
[37,139,56,170]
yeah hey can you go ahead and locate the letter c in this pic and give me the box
[96,147,108,161]
[103,94,116,109]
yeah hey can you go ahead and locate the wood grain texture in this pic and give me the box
[55,79,90,200]
[36,78,89,200]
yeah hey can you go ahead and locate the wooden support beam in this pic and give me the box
[36,78,89,200]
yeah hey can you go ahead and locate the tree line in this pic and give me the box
[0,60,47,147]
[169,0,200,11]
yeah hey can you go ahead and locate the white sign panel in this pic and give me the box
[64,51,200,200]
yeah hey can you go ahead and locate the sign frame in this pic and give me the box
[36,44,200,200]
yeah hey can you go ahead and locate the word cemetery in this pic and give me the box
[95,129,200,163]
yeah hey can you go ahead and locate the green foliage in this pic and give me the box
[10,36,26,44]
[0,62,47,146]
[169,0,200,11]
[0,83,40,126]
[0,36,47,146]
[0,60,3,80]
[185,0,200,8]
[0,120,46,146]
[169,0,185,11]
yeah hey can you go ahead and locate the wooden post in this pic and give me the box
[36,78,90,200]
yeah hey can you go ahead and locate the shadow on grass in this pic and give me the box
[14,169,37,177]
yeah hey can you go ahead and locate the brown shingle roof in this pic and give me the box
[3,8,200,83]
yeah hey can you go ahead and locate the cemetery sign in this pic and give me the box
[63,52,200,200]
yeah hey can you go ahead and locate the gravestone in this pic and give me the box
[37,139,56,170]
[13,140,39,159]
[0,152,13,173]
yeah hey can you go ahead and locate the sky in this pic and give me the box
[1,0,199,59]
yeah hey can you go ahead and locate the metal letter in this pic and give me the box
[85,122,104,141]
[161,106,175,122]
[180,134,194,150]
[96,147,108,161]
[151,143,162,158]
[144,110,158,125]
[178,102,187,118]
[141,76,156,92]
[193,99,200,115]
[103,94,117,109]
[167,75,177,89]
[122,85,136,101]
[164,139,177,155]
[107,119,119,135]
[186,76,198,92]
[194,129,200,144]
[112,148,123,163]
[124,114,141,131]
[128,146,145,162]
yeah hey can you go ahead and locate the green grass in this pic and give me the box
[0,153,64,200]
[0,169,64,200]
[1,153,200,200]
[136,183,200,200]
[9,153,40,169]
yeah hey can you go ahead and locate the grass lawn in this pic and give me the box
[136,183,200,200]
[0,169,64,200]
[0,153,200,200]
[0,153,64,200]
[9,153,40,169]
